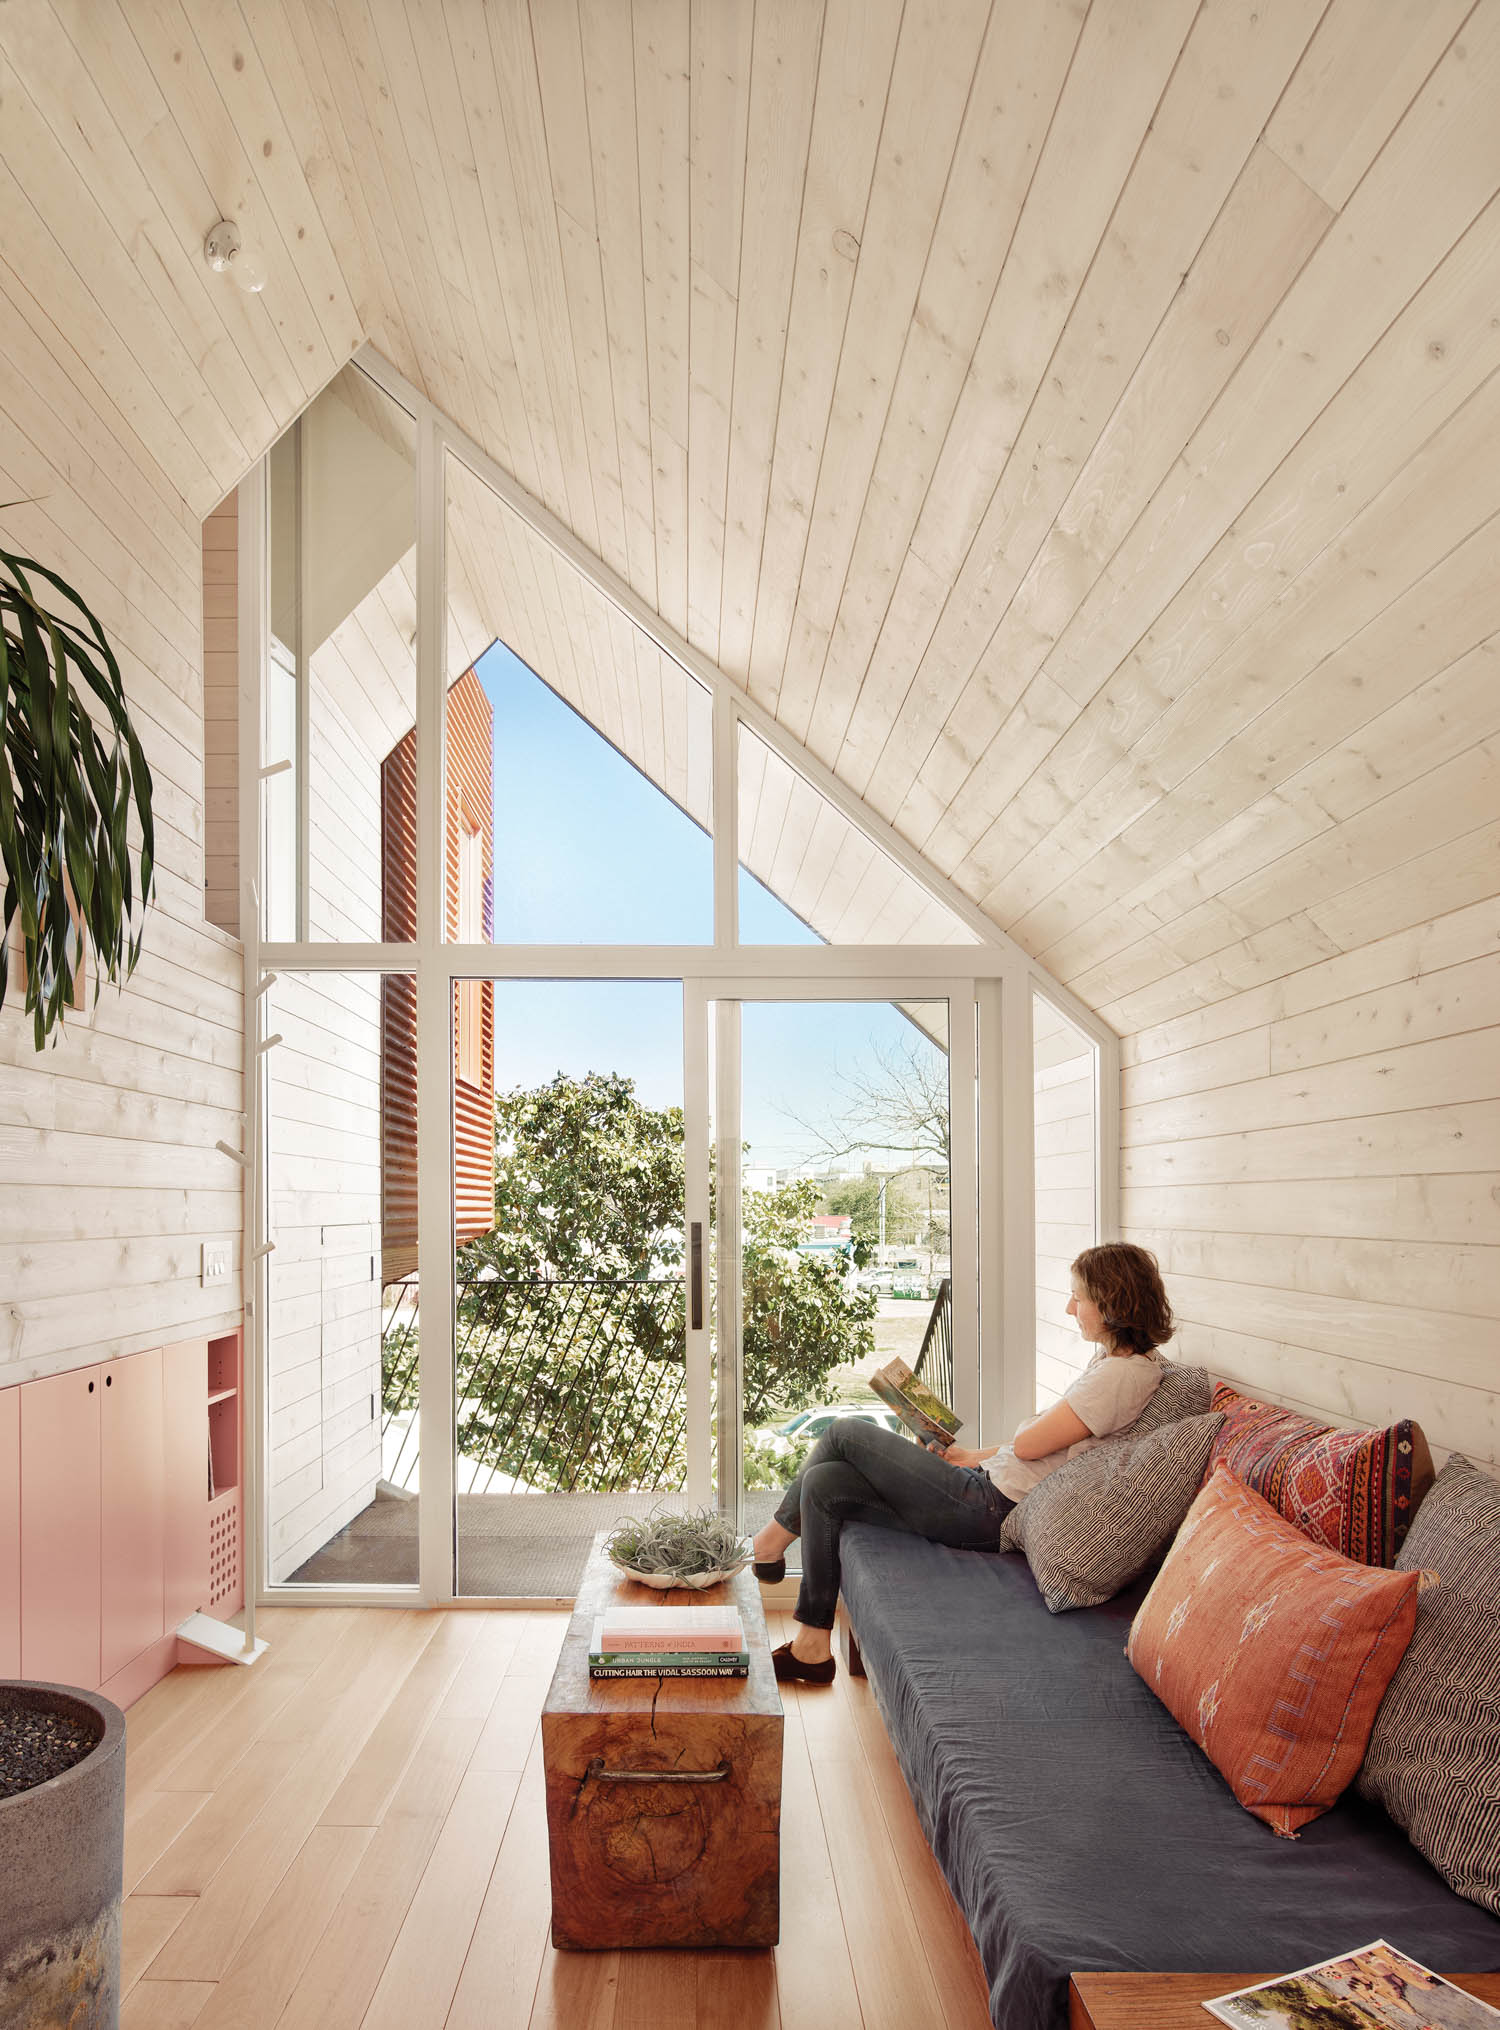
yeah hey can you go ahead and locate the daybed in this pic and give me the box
[838,1524,1500,2030]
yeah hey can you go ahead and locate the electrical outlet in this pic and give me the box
[201,1241,232,1286]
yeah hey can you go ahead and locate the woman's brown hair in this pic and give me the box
[1071,1243,1174,1357]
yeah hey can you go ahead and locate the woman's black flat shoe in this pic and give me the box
[772,1641,836,1685]
[752,1558,786,1583]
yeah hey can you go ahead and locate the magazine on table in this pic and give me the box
[1204,1939,1500,2029]
[867,1357,961,1448]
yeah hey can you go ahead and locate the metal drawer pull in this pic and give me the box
[585,1758,729,1785]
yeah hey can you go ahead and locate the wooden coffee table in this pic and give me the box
[540,1533,783,1950]
[1069,1971,1500,2027]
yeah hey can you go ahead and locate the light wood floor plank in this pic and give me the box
[135,1737,302,1896]
[120,1980,215,2030]
[121,1895,194,1994]
[844,1674,993,2026]
[105,1606,989,2030]
[698,1952,782,2030]
[189,1823,373,2030]
[123,1786,210,1893]
[361,1765,523,2030]
[321,1612,483,1826]
[526,1948,621,2030]
[444,1741,552,2030]
[773,1668,864,2030]
[613,1951,700,2030]
[158,1659,321,1794]
[274,1710,486,2030]
[146,1615,439,1981]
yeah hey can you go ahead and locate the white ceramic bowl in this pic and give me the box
[611,1557,750,1591]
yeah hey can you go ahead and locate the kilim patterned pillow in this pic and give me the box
[1208,1383,1433,1565]
[1358,1454,1500,1916]
[1124,1357,1213,1436]
[1128,1466,1421,1837]
[999,1411,1224,1612]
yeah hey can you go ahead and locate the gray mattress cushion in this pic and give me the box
[838,1524,1500,2030]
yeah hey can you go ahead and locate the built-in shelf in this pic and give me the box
[207,1386,237,1407]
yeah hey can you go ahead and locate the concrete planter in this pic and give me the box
[0,1683,125,2030]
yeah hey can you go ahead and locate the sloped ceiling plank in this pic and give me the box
[769,0,994,741]
[1,0,1497,1014]
[743,0,904,713]
[684,0,752,665]
[716,0,824,681]
[853,0,1330,835]
[826,0,1201,803]
[798,0,1086,771]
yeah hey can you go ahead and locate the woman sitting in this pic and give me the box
[752,1241,1175,1683]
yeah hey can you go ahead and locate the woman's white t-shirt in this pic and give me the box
[983,1352,1162,1502]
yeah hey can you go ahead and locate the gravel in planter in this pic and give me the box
[0,1706,100,1800]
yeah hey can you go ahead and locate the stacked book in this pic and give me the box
[589,1605,749,1679]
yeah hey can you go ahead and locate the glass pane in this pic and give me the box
[266,362,417,942]
[736,999,951,1562]
[1032,994,1098,1411]
[453,980,689,1596]
[445,453,713,941]
[266,970,417,1586]
[737,725,979,945]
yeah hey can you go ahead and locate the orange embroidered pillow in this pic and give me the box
[1208,1383,1432,1565]
[1128,1466,1420,1837]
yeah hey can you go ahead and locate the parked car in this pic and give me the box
[758,1403,906,1453]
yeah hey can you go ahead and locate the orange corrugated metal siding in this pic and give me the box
[379,668,495,1280]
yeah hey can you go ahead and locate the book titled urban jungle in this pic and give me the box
[868,1357,961,1448]
[1204,1939,1500,2030]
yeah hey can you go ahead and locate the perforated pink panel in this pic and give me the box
[208,1489,242,1616]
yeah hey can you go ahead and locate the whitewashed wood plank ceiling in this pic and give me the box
[1,0,1497,1021]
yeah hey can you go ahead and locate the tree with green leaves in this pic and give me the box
[387,1071,876,1493]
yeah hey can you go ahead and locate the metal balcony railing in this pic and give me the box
[914,1277,953,1412]
[381,1274,688,1496]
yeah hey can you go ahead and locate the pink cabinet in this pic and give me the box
[20,1366,102,1689]
[163,1339,209,1626]
[0,1386,19,1676]
[100,1349,166,1681]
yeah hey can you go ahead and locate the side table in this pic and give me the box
[541,1534,783,1949]
[1070,1971,1500,2028]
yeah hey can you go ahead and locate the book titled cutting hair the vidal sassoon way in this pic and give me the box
[1204,1940,1500,2029]
[868,1358,962,1448]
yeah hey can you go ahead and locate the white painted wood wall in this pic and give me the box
[1032,997,1098,1410]
[1121,899,1499,1471]
[263,556,418,1580]
[0,383,244,1381]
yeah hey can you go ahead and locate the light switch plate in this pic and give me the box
[201,1241,232,1285]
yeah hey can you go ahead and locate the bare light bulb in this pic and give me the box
[204,218,266,295]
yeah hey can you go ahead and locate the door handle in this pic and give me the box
[690,1221,704,1331]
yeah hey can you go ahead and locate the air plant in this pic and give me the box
[606,1506,751,1578]
[0,540,154,1048]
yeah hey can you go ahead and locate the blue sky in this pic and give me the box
[473,642,945,1169]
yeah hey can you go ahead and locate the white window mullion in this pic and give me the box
[415,411,454,1606]
[998,973,1037,1438]
[947,980,980,1436]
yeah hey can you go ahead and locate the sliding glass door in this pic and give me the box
[695,983,979,1554]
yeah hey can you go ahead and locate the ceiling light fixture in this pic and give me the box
[204,218,266,294]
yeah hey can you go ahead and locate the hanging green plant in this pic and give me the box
[0,541,155,1048]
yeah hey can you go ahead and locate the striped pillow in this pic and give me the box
[1358,1455,1500,1916]
[999,1411,1224,1612]
[1126,1357,1212,1436]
